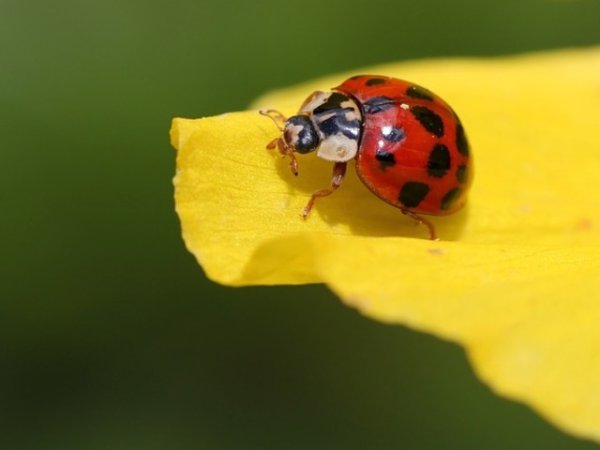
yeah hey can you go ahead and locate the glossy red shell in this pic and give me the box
[336,75,472,215]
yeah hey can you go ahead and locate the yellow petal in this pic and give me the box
[171,47,600,441]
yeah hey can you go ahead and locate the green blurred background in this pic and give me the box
[3,0,600,448]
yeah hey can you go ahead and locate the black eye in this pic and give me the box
[285,115,320,153]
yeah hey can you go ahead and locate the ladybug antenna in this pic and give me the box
[259,109,287,131]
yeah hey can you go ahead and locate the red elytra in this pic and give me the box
[260,75,473,240]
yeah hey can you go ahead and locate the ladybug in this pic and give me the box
[260,75,472,240]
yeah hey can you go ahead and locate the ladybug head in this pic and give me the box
[283,115,320,154]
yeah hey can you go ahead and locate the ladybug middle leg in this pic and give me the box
[302,162,347,218]
[401,209,438,241]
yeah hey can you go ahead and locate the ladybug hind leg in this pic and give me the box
[401,209,438,241]
[302,162,347,218]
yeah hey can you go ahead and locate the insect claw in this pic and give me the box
[289,153,299,176]
[266,138,278,150]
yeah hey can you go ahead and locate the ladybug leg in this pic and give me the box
[276,138,298,176]
[266,137,298,176]
[266,137,279,149]
[401,209,438,241]
[302,162,347,218]
[260,110,299,176]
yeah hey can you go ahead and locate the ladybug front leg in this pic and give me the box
[302,162,347,218]
[261,109,298,175]
[276,138,298,176]
[401,209,438,241]
[266,137,298,176]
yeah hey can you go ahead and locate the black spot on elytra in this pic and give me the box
[363,96,396,114]
[411,106,444,137]
[406,85,434,101]
[399,182,430,208]
[313,92,349,115]
[456,122,469,156]
[427,144,451,178]
[441,188,462,210]
[366,77,386,86]
[382,126,405,142]
[456,165,468,184]
[375,149,396,170]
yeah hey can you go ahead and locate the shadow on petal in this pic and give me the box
[269,145,471,241]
